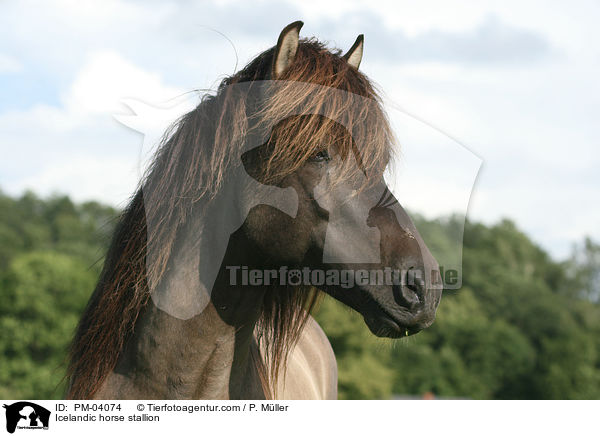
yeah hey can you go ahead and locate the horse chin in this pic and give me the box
[363,312,422,339]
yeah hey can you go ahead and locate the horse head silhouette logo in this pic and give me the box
[3,402,50,434]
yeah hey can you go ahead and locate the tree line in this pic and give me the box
[0,191,598,399]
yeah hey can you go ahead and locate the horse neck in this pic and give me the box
[113,211,268,399]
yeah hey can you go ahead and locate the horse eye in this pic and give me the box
[310,150,331,162]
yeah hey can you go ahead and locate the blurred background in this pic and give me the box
[1,0,599,399]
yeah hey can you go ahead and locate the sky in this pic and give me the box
[0,0,598,260]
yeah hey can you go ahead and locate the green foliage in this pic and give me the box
[0,191,599,399]
[315,296,395,399]
[565,237,600,302]
[0,192,116,399]
[0,252,97,398]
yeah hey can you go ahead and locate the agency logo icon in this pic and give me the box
[2,402,50,434]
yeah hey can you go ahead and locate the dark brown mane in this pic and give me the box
[66,38,394,399]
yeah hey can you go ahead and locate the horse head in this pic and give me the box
[235,22,443,338]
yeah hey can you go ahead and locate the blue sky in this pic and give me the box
[1,0,599,259]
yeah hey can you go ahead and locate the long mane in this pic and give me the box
[66,38,395,399]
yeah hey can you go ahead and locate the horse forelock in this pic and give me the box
[66,38,394,399]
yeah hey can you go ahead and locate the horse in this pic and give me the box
[66,21,443,400]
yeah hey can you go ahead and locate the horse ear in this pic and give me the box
[343,34,364,69]
[272,20,303,78]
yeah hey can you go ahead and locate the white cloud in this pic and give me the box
[0,50,185,206]
[65,51,184,116]
[385,109,482,220]
[8,156,139,206]
[0,53,23,73]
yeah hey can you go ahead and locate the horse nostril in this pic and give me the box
[406,268,425,300]
[392,283,421,309]
[391,268,427,309]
